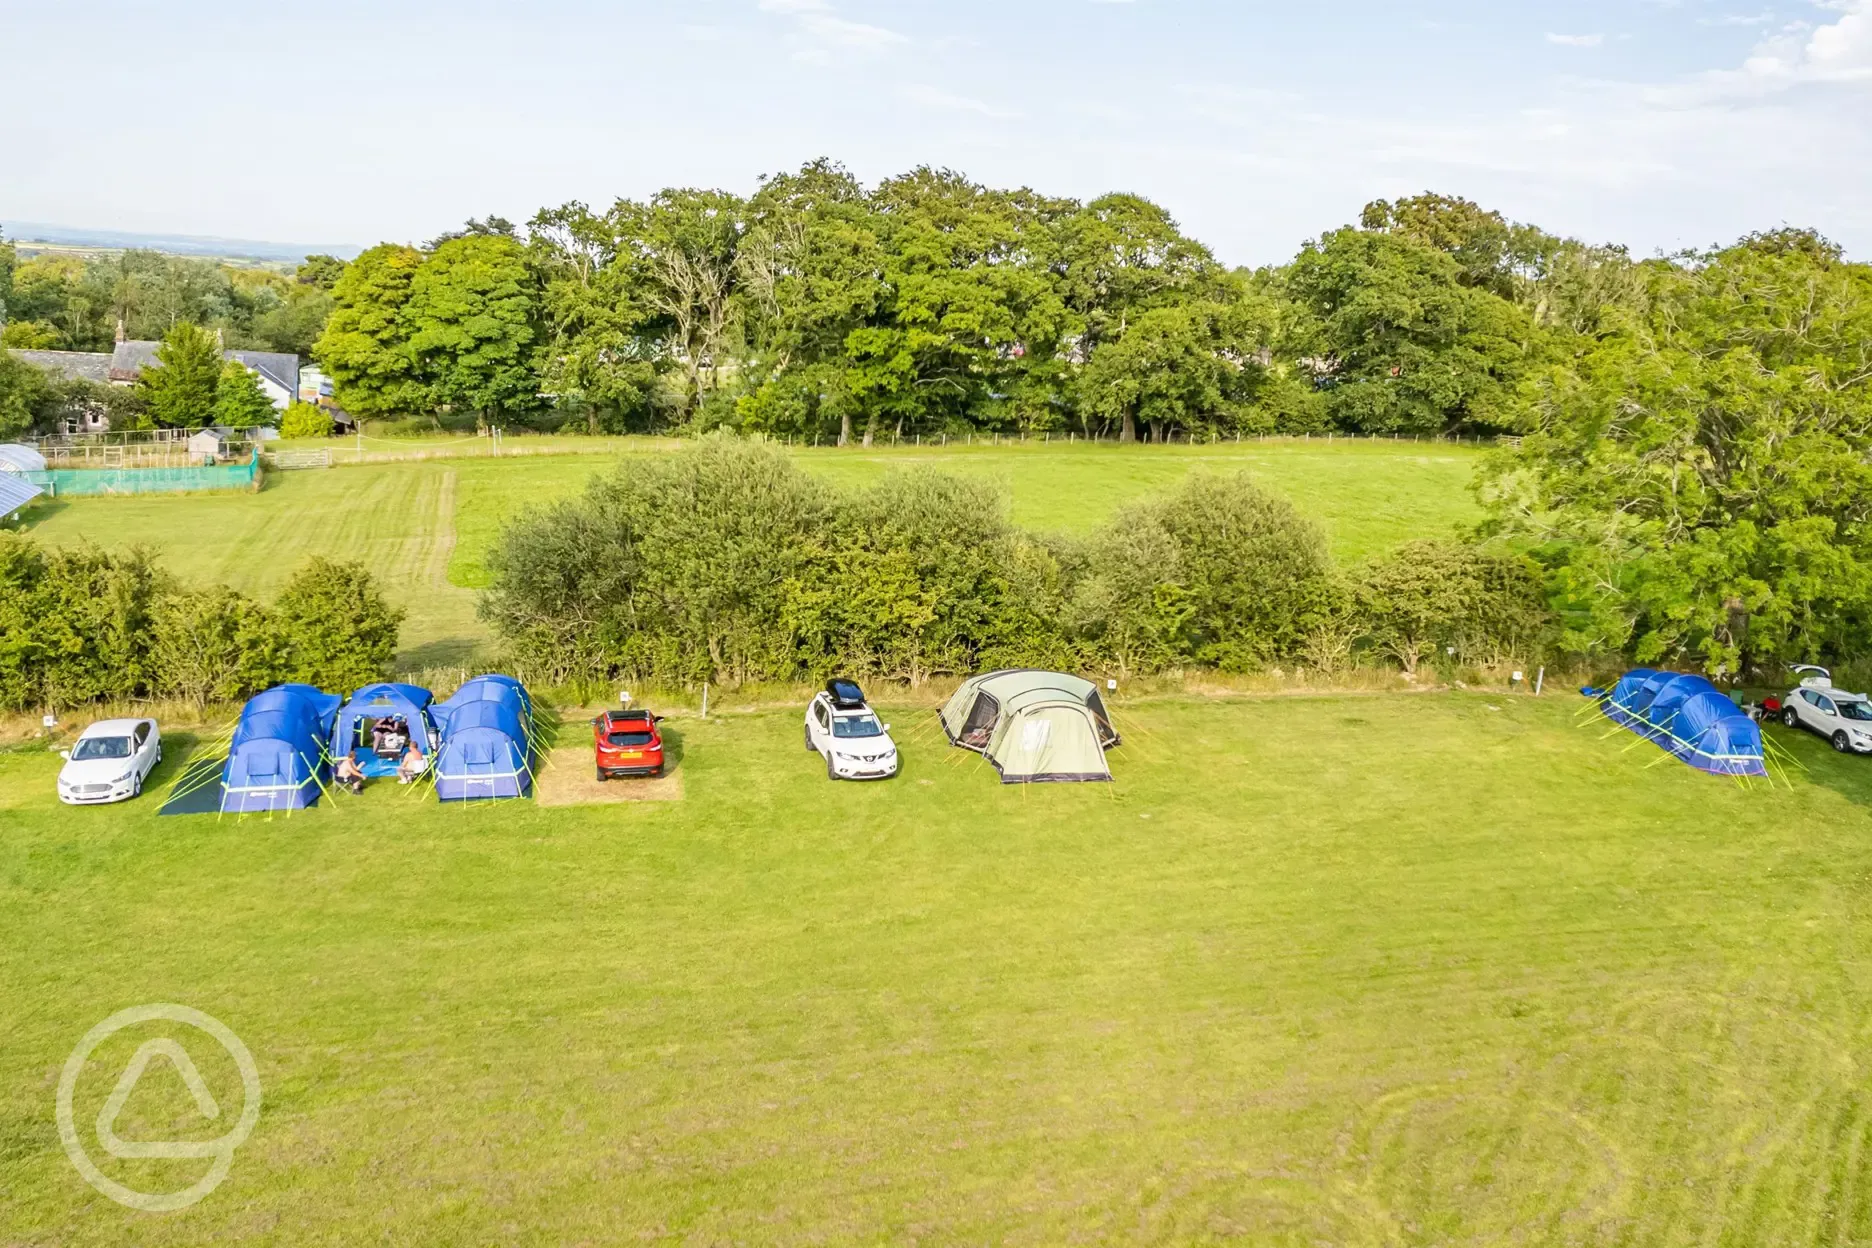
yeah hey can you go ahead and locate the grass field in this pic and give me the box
[3,692,1871,1244]
[26,439,1483,668]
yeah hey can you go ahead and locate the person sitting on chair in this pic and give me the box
[397,741,428,785]
[334,755,366,795]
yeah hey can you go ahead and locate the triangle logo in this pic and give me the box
[95,1039,225,1161]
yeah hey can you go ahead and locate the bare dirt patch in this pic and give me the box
[534,746,683,807]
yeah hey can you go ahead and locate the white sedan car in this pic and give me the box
[1781,667,1872,755]
[57,718,163,804]
[805,679,899,781]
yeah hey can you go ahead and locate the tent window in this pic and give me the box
[962,693,999,746]
[1019,717,1052,752]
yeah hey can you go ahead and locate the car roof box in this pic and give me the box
[826,678,867,709]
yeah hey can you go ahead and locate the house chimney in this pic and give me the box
[115,316,126,344]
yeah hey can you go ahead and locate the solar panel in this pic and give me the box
[0,474,43,516]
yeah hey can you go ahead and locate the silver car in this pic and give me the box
[1781,666,1872,755]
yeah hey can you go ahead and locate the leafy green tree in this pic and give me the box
[135,323,222,428]
[402,234,542,425]
[0,226,14,325]
[296,254,347,291]
[528,200,665,432]
[0,351,50,438]
[274,558,404,690]
[1285,225,1537,434]
[1078,300,1272,442]
[314,243,426,418]
[213,361,277,428]
[1483,230,1872,675]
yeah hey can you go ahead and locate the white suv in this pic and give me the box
[57,718,163,804]
[805,679,899,781]
[1781,666,1872,755]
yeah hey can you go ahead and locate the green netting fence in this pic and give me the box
[20,450,261,497]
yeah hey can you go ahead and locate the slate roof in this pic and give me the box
[109,340,161,383]
[225,350,300,395]
[101,342,300,395]
[8,350,112,384]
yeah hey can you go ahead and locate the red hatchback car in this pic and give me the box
[593,709,665,780]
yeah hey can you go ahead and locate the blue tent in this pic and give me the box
[331,682,437,778]
[439,675,531,721]
[1602,670,1766,778]
[434,675,534,801]
[222,685,341,812]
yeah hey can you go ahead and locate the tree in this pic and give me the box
[1482,231,1872,675]
[296,254,348,291]
[1285,225,1537,434]
[213,361,277,428]
[135,323,222,428]
[314,243,426,418]
[402,234,542,425]
[0,352,51,438]
[1078,300,1272,443]
[274,558,404,689]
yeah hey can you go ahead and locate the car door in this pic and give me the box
[1813,694,1841,735]
[1797,690,1825,731]
[810,699,832,755]
[129,721,154,780]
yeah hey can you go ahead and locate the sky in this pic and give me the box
[2,0,1869,265]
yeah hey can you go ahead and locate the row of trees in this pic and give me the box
[481,439,1550,687]
[0,229,341,357]
[0,538,404,713]
[311,167,1655,443]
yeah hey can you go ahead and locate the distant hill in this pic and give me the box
[2,221,363,264]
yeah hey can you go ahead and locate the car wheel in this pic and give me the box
[1782,707,1801,729]
[805,724,817,752]
[1834,732,1853,754]
[132,773,142,799]
[826,754,839,781]
[595,768,606,783]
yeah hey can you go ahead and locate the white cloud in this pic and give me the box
[758,0,907,64]
[1546,32,1606,46]
[900,84,1022,119]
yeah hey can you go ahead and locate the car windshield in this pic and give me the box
[607,731,655,746]
[1840,700,1872,722]
[833,715,883,739]
[71,736,132,761]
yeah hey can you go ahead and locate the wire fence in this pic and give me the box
[18,449,262,497]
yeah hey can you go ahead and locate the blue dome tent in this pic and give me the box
[434,675,535,801]
[1602,670,1766,778]
[221,685,341,812]
[330,682,438,778]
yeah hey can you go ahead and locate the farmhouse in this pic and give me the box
[7,337,302,432]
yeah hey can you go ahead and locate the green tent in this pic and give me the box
[939,670,1120,784]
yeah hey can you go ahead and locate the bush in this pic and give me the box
[1356,540,1551,674]
[149,586,284,710]
[1067,472,1334,674]
[280,401,334,439]
[275,558,405,691]
[0,536,160,711]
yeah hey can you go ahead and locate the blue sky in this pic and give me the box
[3,0,1868,264]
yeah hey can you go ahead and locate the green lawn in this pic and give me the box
[3,693,1870,1244]
[26,439,1483,669]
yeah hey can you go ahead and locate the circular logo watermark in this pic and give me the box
[56,1004,262,1212]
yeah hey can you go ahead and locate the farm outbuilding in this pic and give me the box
[940,670,1121,784]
